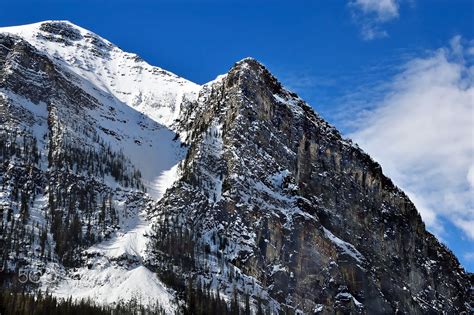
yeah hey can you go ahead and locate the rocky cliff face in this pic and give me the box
[151,58,471,314]
[0,21,471,314]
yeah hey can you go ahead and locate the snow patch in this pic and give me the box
[323,228,365,263]
[50,263,177,313]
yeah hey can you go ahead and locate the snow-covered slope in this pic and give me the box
[0,20,202,310]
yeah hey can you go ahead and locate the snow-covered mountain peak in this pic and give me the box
[0,20,201,128]
[0,20,114,59]
[233,56,259,66]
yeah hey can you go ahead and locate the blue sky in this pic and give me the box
[1,0,473,271]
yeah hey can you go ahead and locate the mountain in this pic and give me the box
[0,21,471,314]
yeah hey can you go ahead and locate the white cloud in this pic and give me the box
[349,37,474,241]
[349,0,401,40]
[352,0,399,21]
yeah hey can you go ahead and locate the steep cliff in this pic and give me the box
[150,58,471,314]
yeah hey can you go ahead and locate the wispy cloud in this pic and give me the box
[464,252,474,262]
[349,0,401,40]
[274,50,419,127]
[348,37,474,245]
[352,0,400,20]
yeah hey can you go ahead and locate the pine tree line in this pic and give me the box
[0,290,168,315]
